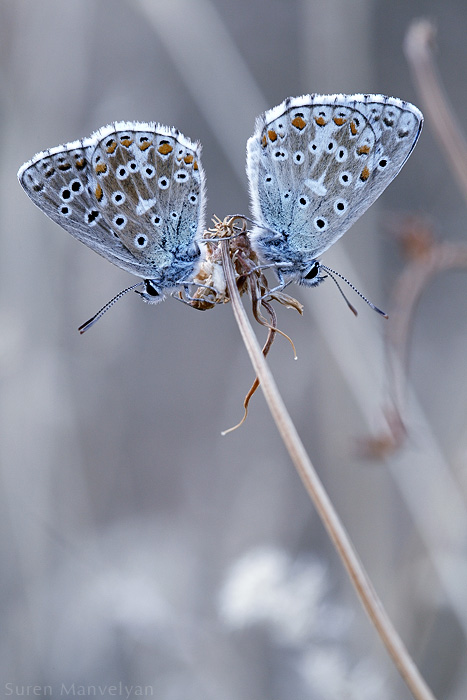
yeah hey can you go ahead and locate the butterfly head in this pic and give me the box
[298,260,327,287]
[135,279,167,304]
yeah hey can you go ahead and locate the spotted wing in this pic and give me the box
[90,123,206,287]
[18,122,206,285]
[246,93,423,265]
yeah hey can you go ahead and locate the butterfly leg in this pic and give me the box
[258,267,294,299]
[173,283,220,304]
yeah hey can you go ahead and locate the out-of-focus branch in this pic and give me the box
[388,221,467,411]
[405,19,467,201]
[363,217,467,457]
[365,19,467,457]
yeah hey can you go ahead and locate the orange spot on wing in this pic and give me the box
[333,117,346,126]
[106,141,117,154]
[138,140,151,151]
[268,129,278,142]
[350,121,358,135]
[315,116,327,126]
[357,144,371,155]
[184,154,194,165]
[95,163,107,175]
[75,158,86,170]
[120,138,133,147]
[158,143,173,155]
[58,163,71,171]
[360,166,370,181]
[95,183,103,201]
[194,161,199,170]
[261,135,267,148]
[292,116,306,130]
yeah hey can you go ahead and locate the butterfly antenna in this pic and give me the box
[78,282,143,334]
[320,264,388,318]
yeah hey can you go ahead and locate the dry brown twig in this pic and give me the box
[388,218,467,415]
[208,216,436,700]
[362,217,467,458]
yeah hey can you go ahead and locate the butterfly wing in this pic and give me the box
[246,94,423,270]
[89,123,206,287]
[18,122,206,288]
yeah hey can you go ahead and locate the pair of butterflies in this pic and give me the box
[18,93,423,318]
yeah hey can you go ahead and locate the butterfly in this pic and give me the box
[246,93,423,294]
[18,94,423,327]
[18,122,207,312]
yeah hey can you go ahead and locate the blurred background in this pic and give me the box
[2,0,467,698]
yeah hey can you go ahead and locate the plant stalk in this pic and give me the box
[221,240,436,700]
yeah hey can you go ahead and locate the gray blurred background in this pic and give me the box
[2,1,467,698]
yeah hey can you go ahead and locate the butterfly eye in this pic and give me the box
[144,280,161,297]
[304,263,319,280]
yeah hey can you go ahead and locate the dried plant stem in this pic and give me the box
[221,239,436,700]
[405,19,467,201]
[388,237,467,419]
